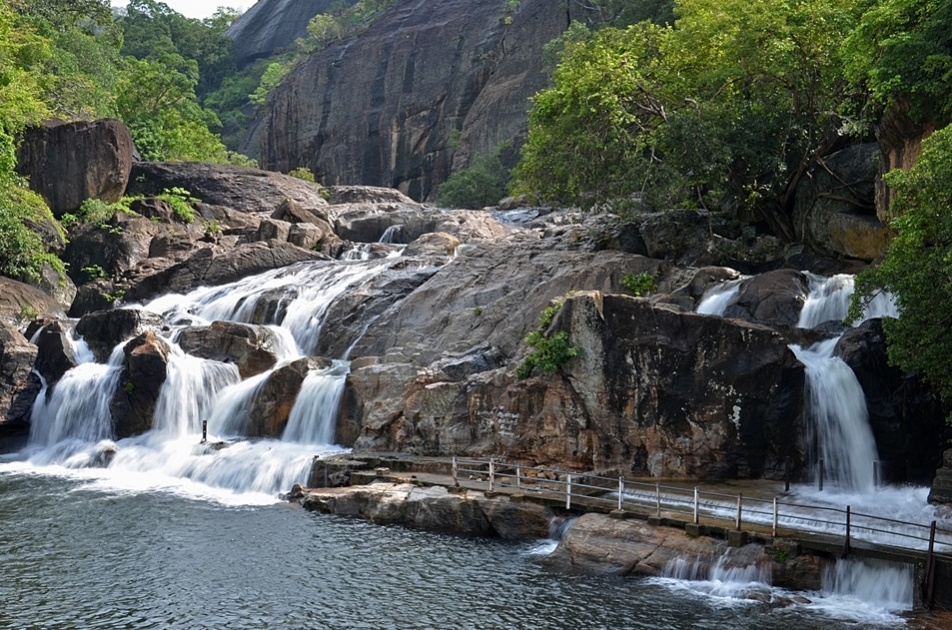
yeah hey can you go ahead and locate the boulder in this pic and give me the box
[15,119,134,217]
[330,203,510,244]
[126,162,329,216]
[723,270,810,328]
[176,321,280,378]
[325,186,415,205]
[246,357,331,437]
[271,197,331,225]
[0,323,40,435]
[403,232,460,257]
[0,277,66,330]
[793,143,888,261]
[32,321,79,385]
[256,218,291,242]
[110,332,170,438]
[75,309,165,364]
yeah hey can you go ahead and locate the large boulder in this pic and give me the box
[246,357,331,437]
[75,309,165,363]
[15,119,134,217]
[330,203,510,244]
[31,321,79,385]
[126,162,330,216]
[0,277,66,330]
[176,321,281,378]
[793,143,889,261]
[723,270,810,328]
[0,323,40,435]
[110,332,170,438]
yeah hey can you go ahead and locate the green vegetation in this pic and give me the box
[438,150,510,209]
[621,272,658,297]
[288,167,316,182]
[517,297,579,379]
[156,187,199,223]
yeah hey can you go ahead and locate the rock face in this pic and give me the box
[245,0,592,201]
[0,277,66,330]
[110,332,170,438]
[75,309,165,363]
[225,0,348,68]
[793,143,889,261]
[16,119,134,217]
[0,323,40,436]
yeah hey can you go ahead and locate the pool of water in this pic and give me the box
[0,468,933,630]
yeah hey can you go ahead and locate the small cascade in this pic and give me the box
[152,346,241,438]
[790,339,879,492]
[282,361,349,445]
[696,278,744,316]
[819,558,914,617]
[798,273,899,328]
[206,371,271,437]
[378,224,403,244]
[28,344,126,447]
[659,550,773,601]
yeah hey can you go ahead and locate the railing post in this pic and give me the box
[452,456,458,486]
[693,487,699,525]
[772,497,778,538]
[874,460,880,488]
[818,458,824,492]
[488,458,495,493]
[618,477,624,511]
[656,483,661,517]
[201,420,207,444]
[566,473,572,510]
[844,505,851,557]
[516,465,521,489]
[736,493,743,531]
[926,520,937,609]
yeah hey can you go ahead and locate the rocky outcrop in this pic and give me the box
[298,481,555,539]
[31,321,79,385]
[126,162,331,216]
[75,309,165,363]
[0,277,66,330]
[723,270,810,328]
[245,0,594,200]
[225,0,348,68]
[63,213,160,286]
[110,332,170,438]
[176,321,280,378]
[0,323,40,434]
[793,143,889,261]
[875,103,935,223]
[15,119,134,217]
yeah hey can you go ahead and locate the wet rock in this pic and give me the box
[176,321,280,378]
[246,357,331,437]
[477,496,554,539]
[0,323,40,436]
[723,270,810,328]
[76,309,165,364]
[110,332,170,438]
[16,119,134,217]
[32,321,79,385]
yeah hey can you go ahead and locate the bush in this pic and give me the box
[621,271,658,296]
[517,297,579,378]
[288,167,315,182]
[0,183,65,283]
[438,152,509,209]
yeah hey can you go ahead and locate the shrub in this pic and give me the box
[517,297,579,378]
[288,167,315,182]
[438,152,509,209]
[621,271,658,296]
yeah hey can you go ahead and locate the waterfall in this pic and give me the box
[696,278,744,315]
[790,339,879,492]
[379,224,403,243]
[28,344,126,447]
[152,345,241,438]
[798,273,899,328]
[282,361,349,445]
[821,558,913,614]
[658,551,773,601]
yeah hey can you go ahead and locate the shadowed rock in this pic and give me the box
[176,321,280,378]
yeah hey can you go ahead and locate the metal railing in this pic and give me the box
[451,456,952,560]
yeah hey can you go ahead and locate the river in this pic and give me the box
[0,464,933,629]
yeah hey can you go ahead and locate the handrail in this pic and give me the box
[449,456,952,562]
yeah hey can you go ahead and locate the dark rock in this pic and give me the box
[126,162,329,216]
[225,0,345,67]
[110,332,170,438]
[0,323,40,436]
[246,0,593,201]
[15,119,134,217]
[63,214,157,285]
[271,197,330,225]
[256,218,291,242]
[723,270,810,328]
[76,309,165,364]
[793,143,888,261]
[176,321,280,378]
[246,357,331,437]
[477,496,554,540]
[32,321,79,385]
[128,197,176,223]
[837,320,946,484]
[36,263,77,312]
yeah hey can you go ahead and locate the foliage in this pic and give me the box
[288,167,316,182]
[841,0,952,126]
[438,151,510,209]
[0,183,63,283]
[249,62,290,106]
[517,297,579,378]
[851,124,952,408]
[621,271,657,296]
[156,187,199,223]
[514,0,865,236]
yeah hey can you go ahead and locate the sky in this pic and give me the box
[112,1,252,20]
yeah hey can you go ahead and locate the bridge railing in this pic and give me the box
[451,457,952,560]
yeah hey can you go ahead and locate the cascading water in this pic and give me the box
[696,278,744,316]
[15,255,415,498]
[790,339,879,493]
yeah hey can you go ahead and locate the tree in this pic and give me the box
[852,124,952,408]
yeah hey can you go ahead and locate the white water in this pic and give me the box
[791,339,879,493]
[13,257,408,501]
[798,273,899,328]
[379,224,403,243]
[696,278,744,316]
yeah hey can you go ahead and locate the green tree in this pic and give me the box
[852,125,952,410]
[438,152,510,209]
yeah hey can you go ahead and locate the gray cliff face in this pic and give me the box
[243,0,582,201]
[225,0,354,68]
